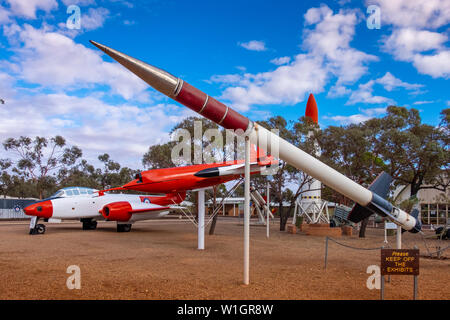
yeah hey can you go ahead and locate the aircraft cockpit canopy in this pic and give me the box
[50,187,98,198]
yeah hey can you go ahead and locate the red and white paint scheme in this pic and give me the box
[300,93,322,203]
[122,148,276,194]
[89,40,421,233]
[24,187,184,234]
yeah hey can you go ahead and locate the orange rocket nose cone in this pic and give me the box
[305,93,318,124]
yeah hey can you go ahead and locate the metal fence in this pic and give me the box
[0,198,37,219]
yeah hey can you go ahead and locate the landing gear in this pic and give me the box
[435,226,448,240]
[29,217,46,235]
[117,224,132,232]
[81,218,97,230]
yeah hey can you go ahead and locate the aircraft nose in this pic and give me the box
[23,204,36,216]
[24,201,53,218]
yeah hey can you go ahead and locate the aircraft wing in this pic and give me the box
[194,162,271,177]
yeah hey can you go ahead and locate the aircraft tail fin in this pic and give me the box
[347,172,393,223]
[250,144,277,166]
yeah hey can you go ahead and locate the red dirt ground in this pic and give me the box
[0,219,448,300]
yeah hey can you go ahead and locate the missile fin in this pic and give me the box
[347,172,393,223]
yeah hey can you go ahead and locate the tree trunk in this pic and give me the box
[279,203,287,231]
[209,186,218,235]
[359,217,369,238]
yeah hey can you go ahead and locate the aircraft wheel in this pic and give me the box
[329,219,336,228]
[82,219,97,230]
[35,224,46,235]
[436,227,444,239]
[117,224,132,232]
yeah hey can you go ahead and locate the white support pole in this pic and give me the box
[396,225,402,249]
[244,136,250,285]
[384,222,388,244]
[198,189,205,250]
[266,180,270,238]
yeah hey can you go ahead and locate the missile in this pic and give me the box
[305,93,318,124]
[89,40,421,233]
[301,93,322,203]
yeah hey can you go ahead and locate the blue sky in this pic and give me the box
[0,0,449,168]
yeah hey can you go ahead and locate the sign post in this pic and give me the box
[380,248,419,300]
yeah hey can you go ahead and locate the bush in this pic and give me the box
[295,216,304,228]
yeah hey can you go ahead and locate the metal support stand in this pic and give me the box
[198,189,205,250]
[397,225,402,249]
[380,275,385,300]
[243,136,250,285]
[266,180,270,239]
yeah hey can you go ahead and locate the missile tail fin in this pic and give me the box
[347,172,393,223]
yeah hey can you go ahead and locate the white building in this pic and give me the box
[394,185,449,226]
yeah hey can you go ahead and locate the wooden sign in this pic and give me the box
[381,249,419,276]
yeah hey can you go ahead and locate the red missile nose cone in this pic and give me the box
[24,201,53,218]
[305,93,318,124]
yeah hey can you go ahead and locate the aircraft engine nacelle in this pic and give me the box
[101,202,132,222]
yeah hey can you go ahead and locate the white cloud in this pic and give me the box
[383,28,447,61]
[345,72,422,105]
[327,84,351,98]
[0,5,11,23]
[61,0,96,5]
[213,5,377,110]
[0,80,193,168]
[325,107,387,125]
[413,100,434,105]
[346,80,394,105]
[6,0,58,19]
[239,40,267,52]
[369,0,450,78]
[412,51,450,78]
[376,72,422,91]
[383,28,450,78]
[221,54,327,111]
[270,56,291,65]
[3,24,149,100]
[80,7,110,31]
[369,0,450,29]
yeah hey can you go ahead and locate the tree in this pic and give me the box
[3,136,82,199]
[374,106,448,197]
[0,159,12,197]
[142,143,177,169]
[97,153,138,190]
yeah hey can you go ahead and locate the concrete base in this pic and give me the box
[305,223,342,237]
[341,225,353,236]
[287,224,297,234]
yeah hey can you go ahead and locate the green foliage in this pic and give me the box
[295,216,304,228]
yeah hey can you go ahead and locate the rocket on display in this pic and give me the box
[122,150,275,194]
[90,40,421,233]
[301,93,321,204]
